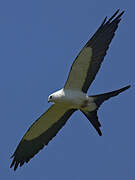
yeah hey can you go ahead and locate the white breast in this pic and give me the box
[54,89,88,108]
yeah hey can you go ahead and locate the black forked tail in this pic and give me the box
[81,85,130,136]
[81,110,102,136]
[91,85,130,108]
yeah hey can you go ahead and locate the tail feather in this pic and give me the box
[81,110,102,136]
[91,85,130,108]
[81,85,130,136]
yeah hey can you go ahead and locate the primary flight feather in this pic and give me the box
[10,9,130,171]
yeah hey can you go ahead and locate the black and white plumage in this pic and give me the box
[10,9,130,171]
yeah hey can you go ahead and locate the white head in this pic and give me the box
[48,93,56,103]
[48,89,64,103]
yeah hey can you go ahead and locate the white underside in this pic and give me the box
[50,88,97,112]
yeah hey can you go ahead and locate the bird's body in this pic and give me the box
[49,89,96,111]
[10,9,131,171]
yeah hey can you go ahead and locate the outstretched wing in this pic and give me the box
[10,104,76,171]
[64,9,124,93]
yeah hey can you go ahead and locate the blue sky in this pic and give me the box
[1,0,134,179]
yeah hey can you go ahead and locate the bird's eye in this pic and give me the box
[50,96,52,99]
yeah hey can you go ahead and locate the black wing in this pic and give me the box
[10,104,76,171]
[64,10,124,93]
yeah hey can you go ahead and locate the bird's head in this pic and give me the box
[48,94,55,103]
[48,89,64,103]
[48,91,59,103]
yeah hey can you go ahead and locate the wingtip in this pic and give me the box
[10,158,15,169]
[10,155,19,171]
[127,85,131,88]
[98,129,102,136]
[124,85,131,90]
[115,9,120,14]
[116,10,125,19]
[107,9,125,23]
[14,162,19,171]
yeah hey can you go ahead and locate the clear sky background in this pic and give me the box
[0,0,134,179]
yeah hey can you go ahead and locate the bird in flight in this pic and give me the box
[10,9,130,171]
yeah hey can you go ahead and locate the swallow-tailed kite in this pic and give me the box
[10,9,130,171]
